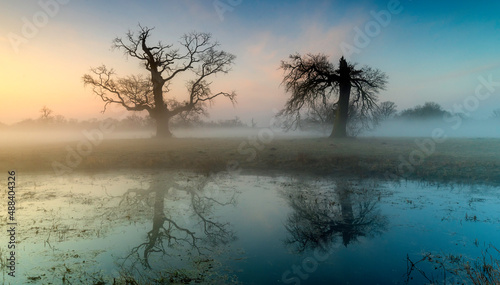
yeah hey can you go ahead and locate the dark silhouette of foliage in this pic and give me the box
[374,101,397,120]
[83,25,236,138]
[280,178,387,253]
[398,102,449,120]
[117,173,238,283]
[39,106,54,122]
[279,54,387,138]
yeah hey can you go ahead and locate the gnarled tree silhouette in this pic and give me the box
[280,178,387,253]
[83,25,236,138]
[279,54,387,138]
[118,172,237,275]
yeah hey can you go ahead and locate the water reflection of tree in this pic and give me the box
[118,172,238,282]
[281,178,388,253]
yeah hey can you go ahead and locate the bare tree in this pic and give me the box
[374,101,397,121]
[39,105,54,122]
[83,25,236,137]
[118,172,237,283]
[280,178,387,252]
[279,54,387,138]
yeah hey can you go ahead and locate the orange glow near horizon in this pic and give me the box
[1,0,500,125]
[0,28,288,126]
[0,44,101,124]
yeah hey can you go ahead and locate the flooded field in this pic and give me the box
[3,170,500,284]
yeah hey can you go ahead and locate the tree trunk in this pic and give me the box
[155,115,173,138]
[330,81,351,138]
[330,57,351,138]
[144,179,166,267]
[339,185,355,246]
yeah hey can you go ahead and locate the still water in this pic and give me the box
[3,170,500,284]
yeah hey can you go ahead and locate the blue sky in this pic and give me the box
[1,0,500,125]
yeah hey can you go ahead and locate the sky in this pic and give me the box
[1,0,500,126]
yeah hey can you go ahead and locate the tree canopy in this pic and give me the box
[279,54,387,138]
[83,26,236,137]
[398,102,450,119]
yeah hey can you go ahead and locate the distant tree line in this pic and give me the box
[2,103,499,133]
[397,102,450,120]
[0,106,251,131]
[291,100,500,136]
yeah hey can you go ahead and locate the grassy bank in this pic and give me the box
[2,137,499,185]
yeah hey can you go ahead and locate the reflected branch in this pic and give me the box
[118,172,237,275]
[281,178,387,253]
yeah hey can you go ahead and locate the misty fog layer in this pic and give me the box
[0,127,327,146]
[1,116,499,147]
[363,118,500,138]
